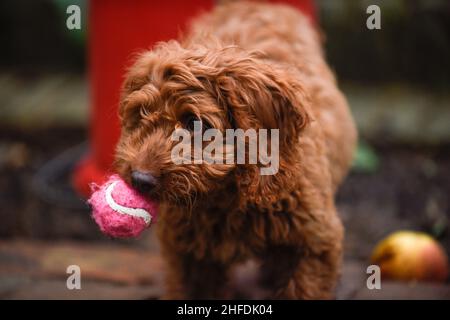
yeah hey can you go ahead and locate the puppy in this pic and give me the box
[115,1,357,299]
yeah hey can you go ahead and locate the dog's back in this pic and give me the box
[188,1,357,189]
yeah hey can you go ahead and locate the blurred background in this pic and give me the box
[0,0,449,299]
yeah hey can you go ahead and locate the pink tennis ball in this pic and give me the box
[88,175,158,238]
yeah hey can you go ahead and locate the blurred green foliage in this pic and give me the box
[53,0,87,49]
[352,141,380,173]
[318,0,450,88]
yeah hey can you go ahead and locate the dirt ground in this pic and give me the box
[0,127,449,299]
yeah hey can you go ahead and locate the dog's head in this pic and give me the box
[115,41,311,208]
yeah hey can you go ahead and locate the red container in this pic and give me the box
[72,0,316,197]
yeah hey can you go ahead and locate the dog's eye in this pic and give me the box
[182,114,201,131]
[181,114,213,132]
[202,119,212,131]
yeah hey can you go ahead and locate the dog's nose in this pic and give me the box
[130,171,158,194]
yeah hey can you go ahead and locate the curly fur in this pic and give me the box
[115,1,357,299]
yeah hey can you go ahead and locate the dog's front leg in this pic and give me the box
[161,249,230,299]
[261,209,344,299]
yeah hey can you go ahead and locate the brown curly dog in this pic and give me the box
[114,1,357,299]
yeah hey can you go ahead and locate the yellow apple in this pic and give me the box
[371,231,449,282]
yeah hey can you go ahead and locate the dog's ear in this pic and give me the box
[215,58,311,147]
[210,56,312,206]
